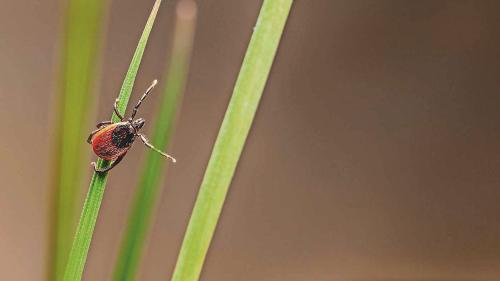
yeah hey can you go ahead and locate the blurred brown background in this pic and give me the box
[2,0,500,280]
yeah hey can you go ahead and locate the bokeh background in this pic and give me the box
[2,0,500,280]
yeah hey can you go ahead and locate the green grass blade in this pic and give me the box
[112,2,197,281]
[49,0,106,280]
[62,1,163,280]
[170,1,293,281]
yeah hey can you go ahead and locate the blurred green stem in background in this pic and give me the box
[170,1,293,281]
[49,0,106,280]
[112,1,197,281]
[62,0,163,280]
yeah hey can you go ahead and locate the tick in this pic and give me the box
[87,79,176,173]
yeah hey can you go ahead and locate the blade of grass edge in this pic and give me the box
[49,0,106,280]
[112,1,197,281]
[62,1,162,280]
[170,1,293,281]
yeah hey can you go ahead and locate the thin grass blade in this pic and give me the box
[112,1,197,281]
[170,1,293,281]
[49,1,106,280]
[62,1,163,280]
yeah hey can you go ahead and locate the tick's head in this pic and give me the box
[131,118,145,131]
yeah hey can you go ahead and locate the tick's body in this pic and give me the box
[90,122,135,160]
[87,80,176,173]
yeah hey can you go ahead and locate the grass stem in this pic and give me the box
[170,1,293,280]
[62,1,163,280]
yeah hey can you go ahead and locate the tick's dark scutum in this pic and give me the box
[112,124,136,148]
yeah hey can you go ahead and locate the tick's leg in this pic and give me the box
[130,80,157,120]
[91,153,126,173]
[96,120,113,128]
[114,98,125,121]
[88,121,113,144]
[87,127,104,144]
[138,133,176,163]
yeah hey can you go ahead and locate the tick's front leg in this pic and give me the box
[114,98,125,121]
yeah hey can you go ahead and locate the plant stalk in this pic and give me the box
[62,1,163,280]
[170,1,293,281]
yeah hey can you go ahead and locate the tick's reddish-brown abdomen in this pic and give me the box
[91,123,130,160]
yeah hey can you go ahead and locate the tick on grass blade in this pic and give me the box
[87,79,176,173]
